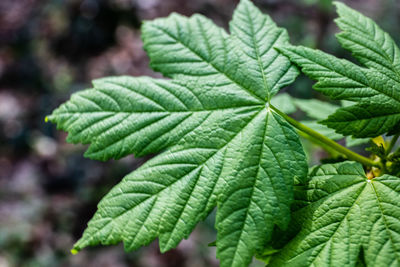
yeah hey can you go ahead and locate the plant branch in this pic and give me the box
[297,130,342,157]
[270,105,382,168]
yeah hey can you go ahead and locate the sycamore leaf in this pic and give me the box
[48,0,307,266]
[269,161,400,267]
[277,2,400,138]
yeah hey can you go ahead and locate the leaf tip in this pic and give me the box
[70,248,79,255]
[332,1,345,9]
[333,1,353,16]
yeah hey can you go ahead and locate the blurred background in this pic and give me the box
[0,0,399,266]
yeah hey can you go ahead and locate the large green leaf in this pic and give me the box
[48,0,307,266]
[270,162,400,267]
[277,2,400,138]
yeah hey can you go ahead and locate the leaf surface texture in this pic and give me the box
[270,162,400,267]
[48,0,307,266]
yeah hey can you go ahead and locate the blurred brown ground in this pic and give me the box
[0,0,399,266]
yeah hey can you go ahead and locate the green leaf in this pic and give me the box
[322,103,400,138]
[335,1,400,83]
[48,77,261,161]
[216,110,306,267]
[142,9,264,101]
[293,98,339,121]
[229,0,298,98]
[276,2,400,138]
[48,1,307,266]
[72,108,306,266]
[270,162,400,267]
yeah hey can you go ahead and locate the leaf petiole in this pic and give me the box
[270,104,382,169]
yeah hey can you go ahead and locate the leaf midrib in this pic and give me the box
[81,108,267,248]
[148,23,265,103]
[325,109,400,124]
[294,181,366,265]
[369,181,400,264]
[337,30,400,83]
[288,47,400,105]
[242,2,271,99]
[229,110,270,266]
[338,17,400,81]
[52,105,264,115]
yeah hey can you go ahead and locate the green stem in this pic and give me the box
[386,134,400,156]
[297,130,342,157]
[270,105,381,168]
